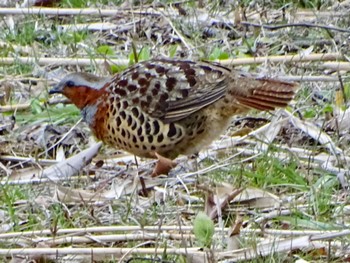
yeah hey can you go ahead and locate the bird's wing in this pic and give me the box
[162,79,227,122]
[111,59,231,123]
[109,59,298,123]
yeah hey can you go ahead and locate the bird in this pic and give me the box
[49,58,298,175]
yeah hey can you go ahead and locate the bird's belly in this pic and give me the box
[172,108,232,156]
[95,105,232,159]
[100,109,185,159]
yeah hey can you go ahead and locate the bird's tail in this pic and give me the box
[234,78,298,111]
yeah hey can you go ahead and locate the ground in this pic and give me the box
[0,0,350,262]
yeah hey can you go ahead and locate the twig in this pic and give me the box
[0,53,346,71]
[0,155,56,166]
[318,62,350,71]
[311,229,350,241]
[0,226,193,239]
[0,103,31,112]
[241,22,350,34]
[0,225,349,240]
[219,52,344,66]
[38,118,83,159]
[0,7,161,16]
[218,236,324,261]
[33,233,194,246]
[295,10,349,17]
[0,7,346,18]
[278,75,347,82]
[0,247,202,256]
[159,10,193,52]
[0,57,129,67]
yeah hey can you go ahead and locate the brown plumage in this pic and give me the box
[50,59,298,161]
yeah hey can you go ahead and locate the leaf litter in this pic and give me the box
[0,1,350,262]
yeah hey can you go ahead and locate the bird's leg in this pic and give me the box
[151,152,177,177]
[189,153,199,172]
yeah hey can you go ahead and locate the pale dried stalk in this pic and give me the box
[0,57,129,67]
[296,11,349,17]
[160,11,193,51]
[280,76,342,82]
[0,225,194,239]
[0,53,346,71]
[218,236,323,261]
[219,52,344,66]
[0,247,202,256]
[0,7,161,16]
[0,7,346,18]
[0,103,31,112]
[0,225,348,240]
[36,233,194,246]
[0,155,56,166]
[1,233,344,260]
[319,62,350,71]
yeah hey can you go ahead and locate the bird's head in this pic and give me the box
[49,72,111,109]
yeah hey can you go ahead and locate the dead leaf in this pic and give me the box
[286,110,341,156]
[227,215,243,251]
[232,188,281,209]
[198,183,243,219]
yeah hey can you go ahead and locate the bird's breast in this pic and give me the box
[90,97,186,158]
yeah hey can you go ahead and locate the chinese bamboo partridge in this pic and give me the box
[50,59,298,175]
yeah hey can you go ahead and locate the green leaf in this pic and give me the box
[138,46,151,61]
[110,64,126,74]
[129,46,151,65]
[193,212,214,248]
[218,52,229,60]
[128,51,135,65]
[208,47,221,60]
[169,44,178,58]
[30,99,43,114]
[73,31,86,43]
[65,0,85,8]
[209,47,229,61]
[97,45,115,56]
[344,83,350,100]
[322,104,333,114]
[303,109,316,118]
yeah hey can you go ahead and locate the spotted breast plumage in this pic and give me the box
[50,59,298,171]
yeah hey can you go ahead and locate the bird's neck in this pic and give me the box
[65,86,107,109]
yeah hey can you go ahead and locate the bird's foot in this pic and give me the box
[151,152,177,177]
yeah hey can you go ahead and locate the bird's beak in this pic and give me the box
[49,84,62,94]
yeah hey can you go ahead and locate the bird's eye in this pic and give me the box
[66,80,75,87]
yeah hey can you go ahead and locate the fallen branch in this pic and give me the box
[0,142,102,185]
